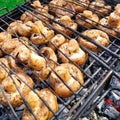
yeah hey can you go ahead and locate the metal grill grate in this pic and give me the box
[0,0,119,120]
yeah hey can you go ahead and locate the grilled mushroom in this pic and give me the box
[78,29,110,51]
[22,88,58,120]
[58,39,88,66]
[49,34,67,51]
[30,26,54,45]
[8,44,30,72]
[98,4,120,36]
[49,63,84,98]
[2,38,21,54]
[28,51,46,71]
[76,10,99,28]
[7,20,22,35]
[53,15,77,35]
[0,32,12,57]
[20,11,35,23]
[89,0,111,16]
[0,58,9,83]
[17,21,34,37]
[49,0,67,12]
[71,0,90,13]
[0,73,34,107]
[56,3,75,18]
[35,47,57,80]
[0,32,12,45]
[98,16,117,36]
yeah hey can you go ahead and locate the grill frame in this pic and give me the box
[0,0,119,120]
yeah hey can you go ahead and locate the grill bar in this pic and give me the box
[2,12,109,89]
[21,4,120,53]
[71,70,113,119]
[0,62,58,119]
[0,63,38,120]
[0,18,109,118]
[17,4,120,79]
[0,24,103,118]
[20,5,120,59]
[83,87,112,117]
[46,1,120,36]
[0,38,111,119]
[81,46,120,78]
[12,8,98,81]
[0,16,82,119]
[0,0,119,119]
[0,85,19,120]
[63,69,110,118]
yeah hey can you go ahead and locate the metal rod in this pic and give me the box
[0,85,19,120]
[71,70,113,119]
[0,63,38,120]
[21,5,120,59]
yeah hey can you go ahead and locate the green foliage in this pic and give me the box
[0,0,25,15]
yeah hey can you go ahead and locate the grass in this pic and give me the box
[0,0,27,15]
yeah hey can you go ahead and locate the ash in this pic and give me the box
[78,60,120,120]
[96,60,120,120]
[96,77,120,120]
[0,105,9,120]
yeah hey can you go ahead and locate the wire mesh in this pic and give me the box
[0,0,119,120]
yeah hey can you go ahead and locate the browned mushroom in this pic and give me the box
[49,63,84,97]
[22,88,58,120]
[78,29,110,51]
[0,73,34,107]
[58,39,88,65]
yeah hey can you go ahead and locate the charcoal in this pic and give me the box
[80,118,89,120]
[103,105,120,119]
[99,117,109,120]
[110,77,120,90]
[0,0,120,119]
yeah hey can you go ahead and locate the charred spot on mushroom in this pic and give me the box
[41,50,50,59]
